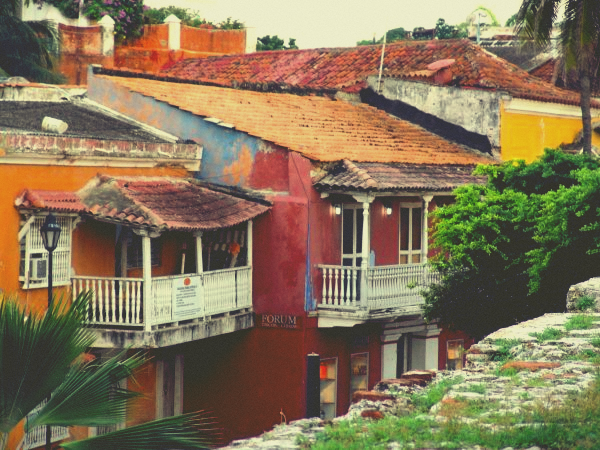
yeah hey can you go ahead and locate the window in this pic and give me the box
[350,353,369,400]
[399,205,422,264]
[126,230,161,269]
[19,215,73,289]
[319,358,337,420]
[341,205,363,267]
[446,339,464,370]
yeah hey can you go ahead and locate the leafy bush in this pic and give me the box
[492,338,521,361]
[37,0,146,42]
[576,295,597,311]
[423,149,600,340]
[84,0,146,42]
[34,0,79,18]
[143,7,243,30]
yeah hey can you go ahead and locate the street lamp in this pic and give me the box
[40,213,61,450]
[41,213,61,309]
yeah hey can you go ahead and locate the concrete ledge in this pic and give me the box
[89,310,254,348]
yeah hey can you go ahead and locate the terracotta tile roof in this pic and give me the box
[14,190,86,213]
[157,39,593,107]
[314,160,486,192]
[96,74,493,166]
[15,175,270,231]
[529,58,556,85]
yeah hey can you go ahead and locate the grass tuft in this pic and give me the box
[529,327,564,342]
[565,314,595,331]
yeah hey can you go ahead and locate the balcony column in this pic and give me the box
[422,195,433,263]
[135,229,160,331]
[194,231,203,275]
[360,201,371,309]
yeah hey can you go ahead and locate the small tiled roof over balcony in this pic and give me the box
[314,160,486,193]
[92,73,494,166]
[15,175,270,231]
[156,39,593,107]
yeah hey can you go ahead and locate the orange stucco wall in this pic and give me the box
[500,103,600,162]
[58,24,113,85]
[3,164,185,449]
[180,26,245,53]
[2,164,187,315]
[58,23,246,84]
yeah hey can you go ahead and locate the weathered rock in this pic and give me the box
[501,361,561,372]
[401,370,436,382]
[566,277,600,312]
[360,410,385,420]
[351,390,395,403]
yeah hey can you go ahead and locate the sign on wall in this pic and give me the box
[258,313,302,329]
[172,275,202,321]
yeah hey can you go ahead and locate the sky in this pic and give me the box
[143,0,525,49]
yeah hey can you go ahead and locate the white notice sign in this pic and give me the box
[172,276,202,321]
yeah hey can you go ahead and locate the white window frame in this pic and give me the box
[341,204,363,267]
[398,203,423,265]
[19,214,75,289]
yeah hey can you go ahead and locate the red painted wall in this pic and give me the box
[438,327,474,370]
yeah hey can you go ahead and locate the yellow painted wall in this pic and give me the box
[500,103,600,162]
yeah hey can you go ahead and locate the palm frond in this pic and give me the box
[0,293,94,433]
[60,412,221,450]
[514,0,561,46]
[28,352,146,429]
[0,15,64,83]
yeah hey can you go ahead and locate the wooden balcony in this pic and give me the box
[71,266,253,348]
[315,263,440,327]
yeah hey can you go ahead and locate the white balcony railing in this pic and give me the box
[317,263,439,311]
[19,399,69,450]
[72,276,143,325]
[72,266,252,328]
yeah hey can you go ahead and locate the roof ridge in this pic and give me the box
[343,159,378,188]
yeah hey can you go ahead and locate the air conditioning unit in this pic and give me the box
[29,254,47,281]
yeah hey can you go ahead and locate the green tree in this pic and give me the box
[0,0,64,83]
[467,6,501,27]
[256,35,298,51]
[506,13,518,27]
[435,18,468,39]
[357,28,406,46]
[0,293,216,449]
[423,149,600,339]
[514,0,600,154]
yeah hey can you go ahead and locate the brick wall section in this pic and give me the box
[58,24,113,85]
[0,132,201,160]
[57,23,246,84]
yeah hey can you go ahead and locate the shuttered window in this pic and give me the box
[19,216,73,289]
